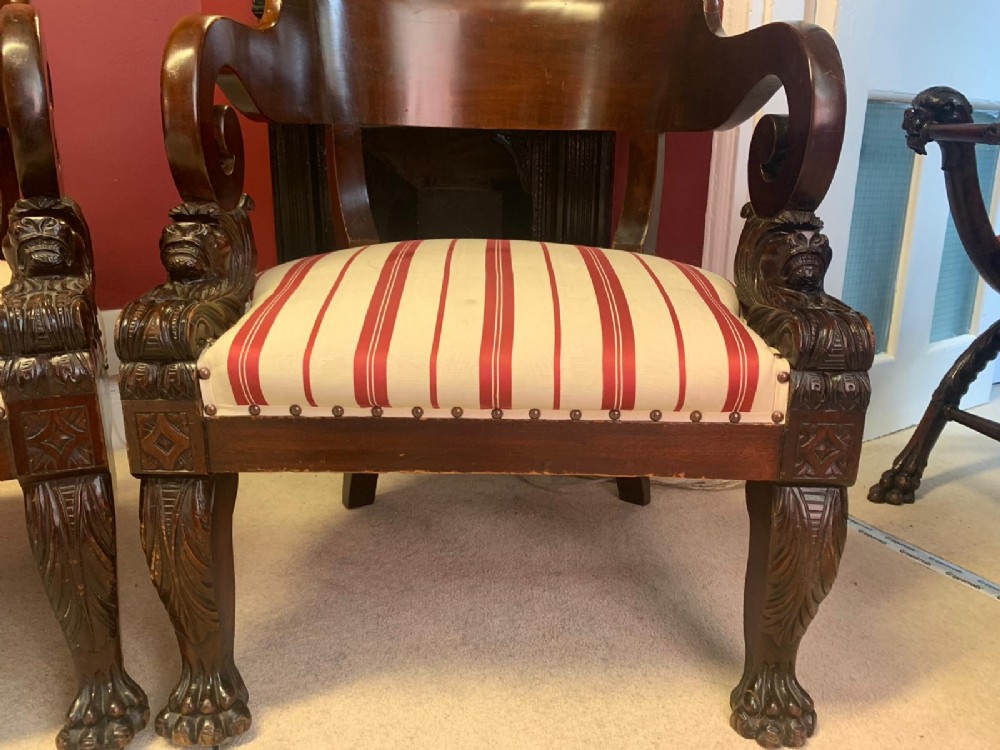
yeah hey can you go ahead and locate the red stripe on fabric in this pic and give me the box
[633,255,686,412]
[353,241,421,408]
[226,255,324,406]
[578,246,636,410]
[671,262,759,412]
[540,243,562,409]
[429,240,458,409]
[302,246,367,407]
[478,239,516,409]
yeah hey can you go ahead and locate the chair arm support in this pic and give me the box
[115,199,257,401]
[734,203,874,373]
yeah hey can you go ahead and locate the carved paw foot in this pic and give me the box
[730,664,816,748]
[56,667,149,750]
[156,667,250,746]
[867,463,922,505]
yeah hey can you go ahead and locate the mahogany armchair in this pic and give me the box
[117,1,874,747]
[0,2,148,748]
[870,86,1000,504]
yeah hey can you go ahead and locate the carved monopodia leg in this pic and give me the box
[869,318,1000,505]
[140,473,250,747]
[731,482,847,748]
[24,473,149,750]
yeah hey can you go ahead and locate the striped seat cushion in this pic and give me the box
[198,240,790,422]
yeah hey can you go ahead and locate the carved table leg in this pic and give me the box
[140,473,250,747]
[731,481,847,749]
[615,476,651,506]
[23,472,149,750]
[869,318,1000,505]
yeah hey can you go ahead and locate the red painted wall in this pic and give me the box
[32,0,277,309]
[611,133,713,267]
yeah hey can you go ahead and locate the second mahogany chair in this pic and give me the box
[0,2,148,749]
[116,1,874,747]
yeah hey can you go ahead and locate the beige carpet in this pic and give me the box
[2,402,999,749]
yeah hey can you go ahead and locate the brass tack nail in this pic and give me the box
[204,404,217,417]
[609,409,621,421]
[772,411,785,424]
[332,405,345,417]
[249,404,260,417]
[290,404,302,417]
[412,406,424,419]
[650,409,662,422]
[371,406,383,418]
[451,406,464,419]
[570,409,582,421]
[197,367,211,380]
[777,371,790,383]
[491,408,503,420]
[529,408,541,420]
[729,412,741,424]
[690,411,702,423]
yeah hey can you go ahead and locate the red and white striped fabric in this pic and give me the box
[198,240,790,422]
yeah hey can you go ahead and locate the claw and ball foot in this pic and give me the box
[57,665,149,750]
[155,664,250,747]
[733,482,846,748]
[141,474,251,747]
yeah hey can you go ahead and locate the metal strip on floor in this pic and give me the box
[848,517,1000,602]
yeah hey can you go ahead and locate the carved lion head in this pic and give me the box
[762,229,833,295]
[903,86,973,155]
[160,203,231,283]
[2,197,89,279]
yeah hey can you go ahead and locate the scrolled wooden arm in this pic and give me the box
[160,1,844,219]
[902,86,1000,295]
[116,198,257,400]
[687,14,846,217]
[162,4,316,207]
[734,204,874,372]
[0,1,59,201]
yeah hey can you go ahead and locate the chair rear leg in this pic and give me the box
[343,472,378,509]
[24,472,149,750]
[615,476,651,506]
[140,473,250,747]
[731,481,847,749]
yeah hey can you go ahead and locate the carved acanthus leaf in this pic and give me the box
[762,486,846,644]
[140,477,221,647]
[24,474,119,652]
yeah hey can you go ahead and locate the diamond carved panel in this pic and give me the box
[21,405,96,473]
[792,423,854,480]
[136,411,194,472]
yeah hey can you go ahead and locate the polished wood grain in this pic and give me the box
[204,418,784,478]
[162,0,845,218]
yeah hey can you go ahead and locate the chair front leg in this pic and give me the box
[731,481,847,749]
[24,472,150,750]
[139,473,250,747]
